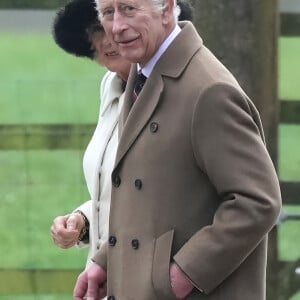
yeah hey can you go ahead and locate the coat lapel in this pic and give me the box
[115,68,164,168]
[119,66,136,131]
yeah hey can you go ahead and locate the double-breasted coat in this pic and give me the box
[94,21,281,300]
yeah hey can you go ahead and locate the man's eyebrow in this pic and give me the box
[119,0,137,6]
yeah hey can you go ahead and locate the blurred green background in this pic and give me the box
[0,6,300,300]
[0,0,68,9]
[0,27,105,298]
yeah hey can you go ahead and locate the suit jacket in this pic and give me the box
[94,21,281,300]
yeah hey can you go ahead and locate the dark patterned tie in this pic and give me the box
[132,71,147,102]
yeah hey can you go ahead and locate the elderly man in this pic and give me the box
[74,0,281,299]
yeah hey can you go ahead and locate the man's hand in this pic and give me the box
[74,262,107,300]
[51,213,84,248]
[170,262,194,299]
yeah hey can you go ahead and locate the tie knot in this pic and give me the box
[133,71,147,101]
[136,71,147,88]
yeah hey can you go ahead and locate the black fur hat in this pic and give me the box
[178,0,194,22]
[52,0,194,59]
[52,0,101,59]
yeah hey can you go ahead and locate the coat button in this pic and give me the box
[109,236,117,247]
[131,239,139,249]
[150,122,159,133]
[112,174,121,187]
[134,179,142,190]
[108,296,115,300]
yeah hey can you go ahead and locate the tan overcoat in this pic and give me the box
[94,22,281,300]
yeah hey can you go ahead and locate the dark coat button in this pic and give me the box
[150,122,159,133]
[112,174,121,187]
[131,239,139,249]
[108,296,115,300]
[109,236,117,247]
[134,179,142,190]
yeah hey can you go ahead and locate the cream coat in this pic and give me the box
[94,22,281,300]
[75,71,124,266]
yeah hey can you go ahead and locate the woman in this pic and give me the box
[50,0,131,265]
[50,0,194,266]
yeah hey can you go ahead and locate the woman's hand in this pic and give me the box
[51,213,84,248]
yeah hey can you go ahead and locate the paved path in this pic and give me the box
[280,0,300,13]
[0,9,56,34]
[0,2,299,35]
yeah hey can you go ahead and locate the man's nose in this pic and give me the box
[112,11,127,34]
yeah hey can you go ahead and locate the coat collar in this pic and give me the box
[155,21,203,78]
[101,72,124,117]
[114,22,203,169]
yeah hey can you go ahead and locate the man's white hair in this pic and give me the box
[151,0,180,19]
[94,0,180,20]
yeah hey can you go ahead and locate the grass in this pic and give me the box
[0,32,100,271]
[0,150,89,269]
[278,37,300,101]
[0,32,103,81]
[0,32,300,299]
[0,32,106,124]
[279,125,300,181]
[277,37,300,271]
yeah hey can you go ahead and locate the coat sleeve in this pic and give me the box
[173,83,281,294]
[72,200,92,248]
[92,241,108,271]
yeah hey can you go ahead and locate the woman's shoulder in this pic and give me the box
[101,71,117,91]
[100,71,123,114]
[100,71,123,96]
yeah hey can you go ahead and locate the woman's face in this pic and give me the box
[92,30,131,81]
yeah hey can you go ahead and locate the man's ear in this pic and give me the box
[162,0,175,25]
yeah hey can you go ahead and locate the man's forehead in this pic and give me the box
[98,0,143,7]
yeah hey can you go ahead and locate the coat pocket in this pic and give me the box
[152,229,178,300]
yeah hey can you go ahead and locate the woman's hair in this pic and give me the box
[52,0,102,59]
[177,0,194,22]
[53,0,194,59]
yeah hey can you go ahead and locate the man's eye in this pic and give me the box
[101,8,114,18]
[120,5,136,15]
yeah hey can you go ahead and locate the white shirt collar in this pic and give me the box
[137,24,181,78]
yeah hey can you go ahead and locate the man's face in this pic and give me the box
[97,0,174,66]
